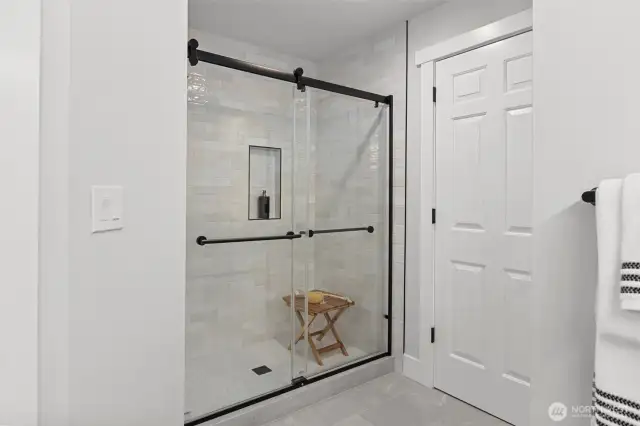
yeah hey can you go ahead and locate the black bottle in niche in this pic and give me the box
[258,190,270,219]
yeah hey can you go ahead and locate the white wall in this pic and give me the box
[0,0,40,424]
[404,0,532,382]
[39,0,70,423]
[39,0,188,425]
[531,1,640,424]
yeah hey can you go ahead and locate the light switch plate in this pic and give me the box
[91,186,124,233]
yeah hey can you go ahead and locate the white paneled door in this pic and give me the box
[434,31,533,425]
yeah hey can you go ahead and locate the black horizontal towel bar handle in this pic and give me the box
[308,226,374,238]
[197,232,301,246]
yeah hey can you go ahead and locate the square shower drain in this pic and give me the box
[252,365,272,376]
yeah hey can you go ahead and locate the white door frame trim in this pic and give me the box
[403,9,533,388]
[415,9,533,66]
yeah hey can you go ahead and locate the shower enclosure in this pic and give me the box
[185,39,393,425]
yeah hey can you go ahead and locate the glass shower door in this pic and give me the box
[185,65,307,421]
[293,88,389,378]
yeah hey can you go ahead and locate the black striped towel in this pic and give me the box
[621,174,640,311]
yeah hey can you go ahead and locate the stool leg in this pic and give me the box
[316,308,347,341]
[289,311,316,350]
[323,310,349,356]
[308,331,323,366]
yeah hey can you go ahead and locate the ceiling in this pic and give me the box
[189,0,446,61]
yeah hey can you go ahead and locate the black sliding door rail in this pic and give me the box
[196,232,301,246]
[188,39,390,105]
[308,226,374,237]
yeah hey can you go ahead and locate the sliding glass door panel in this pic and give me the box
[301,89,389,377]
[185,68,301,421]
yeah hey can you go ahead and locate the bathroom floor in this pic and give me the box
[185,338,369,421]
[260,373,510,426]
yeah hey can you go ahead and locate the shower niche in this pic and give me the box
[248,145,281,220]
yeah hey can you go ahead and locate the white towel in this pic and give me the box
[621,174,640,311]
[593,179,640,426]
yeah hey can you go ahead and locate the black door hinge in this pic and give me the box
[431,327,436,343]
[432,208,436,224]
[432,86,437,103]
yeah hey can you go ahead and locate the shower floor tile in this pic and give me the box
[185,339,369,421]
